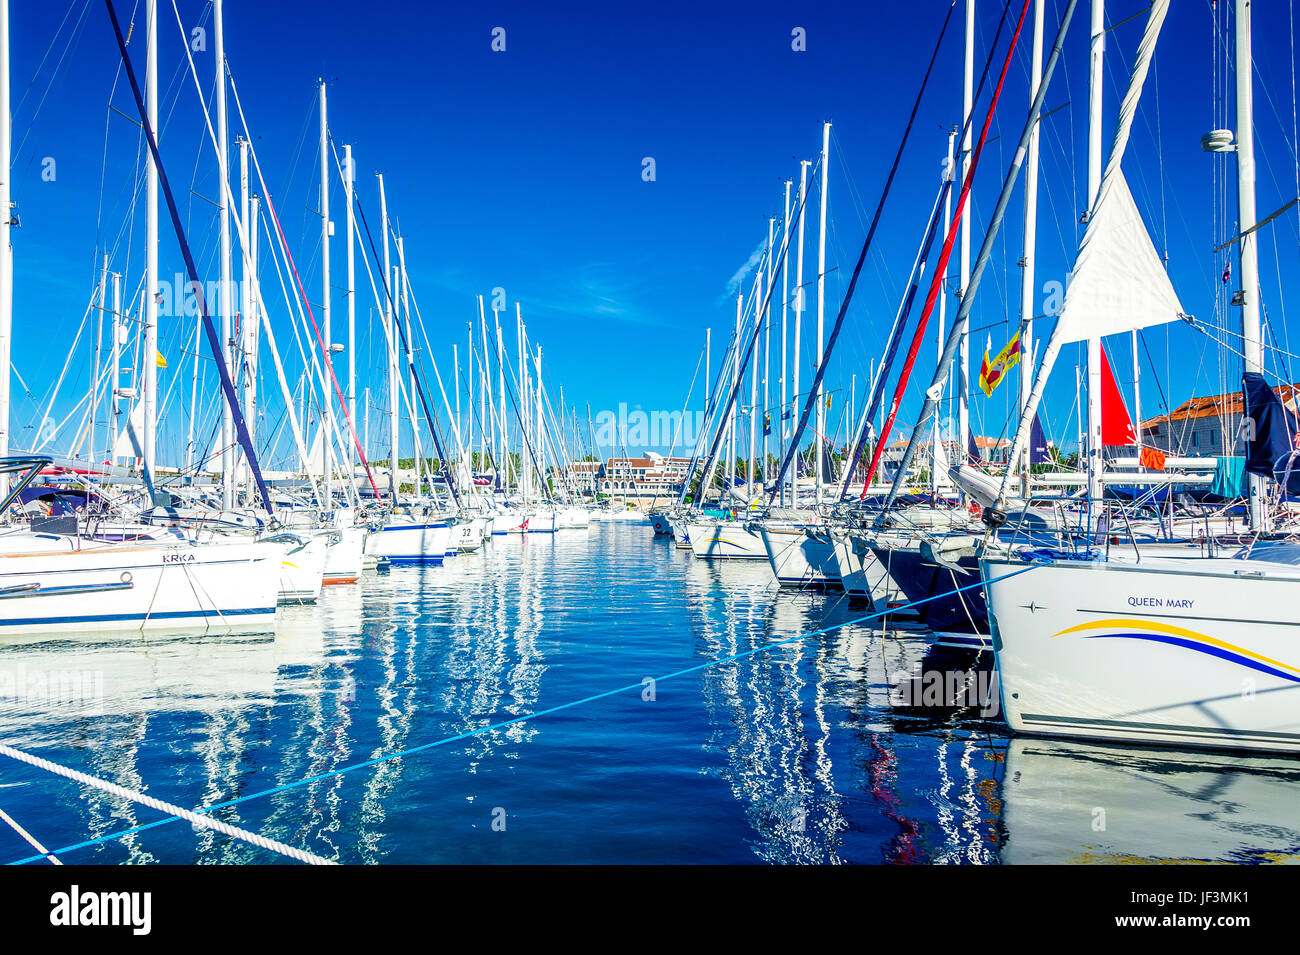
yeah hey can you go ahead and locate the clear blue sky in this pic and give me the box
[7,0,1300,467]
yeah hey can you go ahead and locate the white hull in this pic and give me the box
[322,526,366,585]
[984,555,1300,754]
[556,506,591,529]
[452,521,483,553]
[524,511,557,533]
[760,526,841,587]
[591,508,647,523]
[831,534,904,607]
[686,521,767,560]
[491,512,522,535]
[273,534,327,603]
[0,537,280,636]
[366,520,452,563]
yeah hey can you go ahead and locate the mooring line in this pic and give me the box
[6,565,1035,865]
[0,806,61,865]
[0,744,335,865]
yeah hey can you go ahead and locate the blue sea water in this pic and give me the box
[1,522,1298,865]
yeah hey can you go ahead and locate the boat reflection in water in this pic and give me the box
[0,625,291,863]
[684,550,1006,864]
[2,523,1296,864]
[999,737,1300,864]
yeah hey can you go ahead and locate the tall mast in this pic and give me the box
[516,302,527,501]
[763,215,773,486]
[455,341,463,487]
[238,137,252,488]
[318,79,332,507]
[780,179,791,505]
[748,271,760,493]
[729,293,740,494]
[535,344,545,496]
[110,271,121,462]
[1018,0,1044,496]
[1085,0,1105,510]
[378,174,398,502]
[142,0,158,477]
[958,0,974,466]
[214,0,234,509]
[814,121,830,504]
[704,326,710,457]
[935,129,956,498]
[495,308,506,493]
[1236,0,1264,529]
[397,236,419,496]
[0,0,10,486]
[344,143,356,483]
[792,159,809,506]
[93,255,107,465]
[247,195,260,457]
[477,296,488,476]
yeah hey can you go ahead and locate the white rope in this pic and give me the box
[0,743,336,865]
[0,806,62,865]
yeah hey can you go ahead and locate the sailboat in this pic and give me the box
[983,0,1300,754]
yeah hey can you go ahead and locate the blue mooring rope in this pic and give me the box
[6,564,1037,864]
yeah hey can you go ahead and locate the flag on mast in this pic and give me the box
[978,330,1022,397]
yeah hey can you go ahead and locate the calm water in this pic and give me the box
[1,522,1298,865]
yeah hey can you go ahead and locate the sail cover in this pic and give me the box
[1029,413,1049,464]
[1243,371,1300,493]
[1049,171,1183,344]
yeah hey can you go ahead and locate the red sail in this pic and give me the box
[1100,347,1136,446]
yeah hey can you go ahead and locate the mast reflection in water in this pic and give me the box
[0,523,1295,864]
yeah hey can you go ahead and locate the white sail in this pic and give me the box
[110,400,146,462]
[996,0,1172,503]
[304,426,325,479]
[1048,170,1182,344]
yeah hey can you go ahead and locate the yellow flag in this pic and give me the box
[156,350,167,369]
[978,330,1021,397]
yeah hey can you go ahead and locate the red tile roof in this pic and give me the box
[1140,383,1300,430]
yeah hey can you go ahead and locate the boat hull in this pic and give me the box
[686,521,767,560]
[832,534,905,609]
[366,521,451,563]
[322,526,366,585]
[870,540,989,649]
[983,555,1300,754]
[760,526,842,587]
[0,540,280,636]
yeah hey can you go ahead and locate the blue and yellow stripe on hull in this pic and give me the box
[1052,618,1300,684]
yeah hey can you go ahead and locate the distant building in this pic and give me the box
[971,435,1012,465]
[881,435,1010,467]
[601,452,692,497]
[1139,383,1300,457]
[563,460,603,491]
[881,440,911,466]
